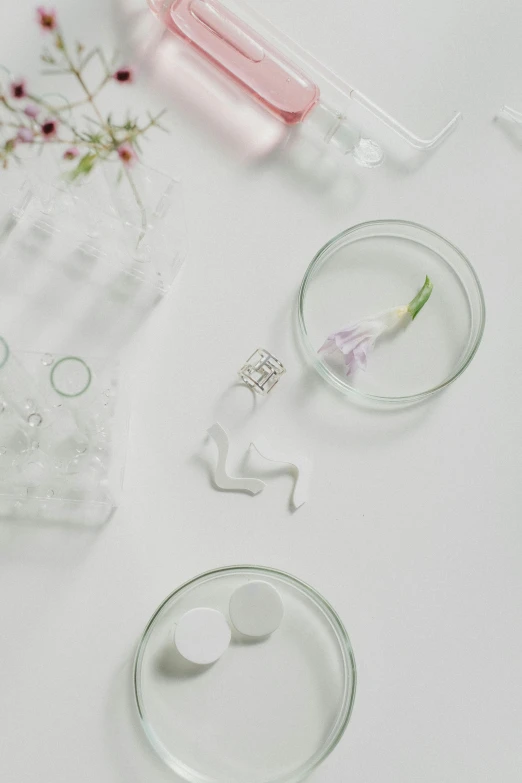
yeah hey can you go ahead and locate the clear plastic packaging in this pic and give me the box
[0,152,186,357]
[0,338,127,525]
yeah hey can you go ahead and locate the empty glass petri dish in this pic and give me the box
[298,220,485,404]
[134,566,356,783]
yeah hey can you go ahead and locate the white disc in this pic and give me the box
[229,581,284,637]
[174,608,231,665]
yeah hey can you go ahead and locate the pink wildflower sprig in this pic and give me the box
[24,104,40,119]
[40,117,58,138]
[117,143,136,166]
[16,127,34,143]
[63,146,79,160]
[36,6,57,31]
[0,7,168,233]
[10,79,27,99]
[113,67,134,84]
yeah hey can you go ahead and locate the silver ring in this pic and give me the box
[238,348,286,395]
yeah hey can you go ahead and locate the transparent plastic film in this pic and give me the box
[0,345,126,525]
[0,155,186,358]
[0,336,55,429]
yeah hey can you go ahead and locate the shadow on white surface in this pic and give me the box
[249,133,364,212]
[212,382,259,430]
[494,114,522,151]
[0,514,103,567]
[154,642,215,678]
[290,352,440,443]
[112,0,287,157]
[239,448,299,513]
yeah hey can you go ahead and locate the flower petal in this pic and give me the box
[352,341,370,371]
[318,306,407,376]
[37,6,57,31]
[318,337,336,355]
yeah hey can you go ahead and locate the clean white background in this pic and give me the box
[1,0,521,781]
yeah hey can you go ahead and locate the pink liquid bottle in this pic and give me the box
[148,0,383,166]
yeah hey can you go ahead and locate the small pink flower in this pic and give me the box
[117,144,136,166]
[24,104,40,120]
[113,67,134,84]
[16,127,34,143]
[40,118,58,138]
[10,79,27,99]
[36,6,57,31]
[63,147,79,160]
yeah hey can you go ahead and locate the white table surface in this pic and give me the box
[1,0,522,781]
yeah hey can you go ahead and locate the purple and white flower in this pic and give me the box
[319,276,433,376]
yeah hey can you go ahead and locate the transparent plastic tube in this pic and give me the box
[499,105,522,124]
[149,0,384,166]
[213,0,462,151]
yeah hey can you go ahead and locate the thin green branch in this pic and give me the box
[0,15,167,248]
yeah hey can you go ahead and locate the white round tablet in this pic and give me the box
[229,581,284,637]
[174,608,231,665]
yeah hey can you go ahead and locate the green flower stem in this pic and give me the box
[123,166,147,245]
[66,76,110,109]
[407,275,433,320]
[54,26,148,245]
[1,20,167,244]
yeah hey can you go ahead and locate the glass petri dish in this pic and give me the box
[134,566,356,783]
[298,220,485,404]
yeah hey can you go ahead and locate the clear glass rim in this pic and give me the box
[297,219,486,404]
[133,564,357,783]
